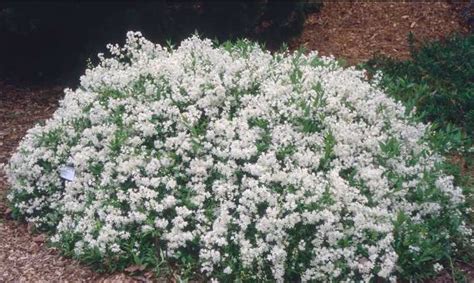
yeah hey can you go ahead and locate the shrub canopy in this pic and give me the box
[6,32,472,281]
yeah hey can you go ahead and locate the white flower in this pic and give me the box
[223,266,232,274]
[4,32,470,282]
[433,263,444,273]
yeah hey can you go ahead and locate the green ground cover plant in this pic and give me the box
[365,34,473,155]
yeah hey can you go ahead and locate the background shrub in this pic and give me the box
[0,1,322,84]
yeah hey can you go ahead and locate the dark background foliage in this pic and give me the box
[0,1,321,85]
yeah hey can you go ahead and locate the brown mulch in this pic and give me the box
[0,1,473,281]
[291,1,470,64]
[0,82,64,217]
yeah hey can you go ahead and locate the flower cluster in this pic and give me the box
[5,32,472,281]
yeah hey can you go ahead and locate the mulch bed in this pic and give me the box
[291,1,470,64]
[0,82,63,218]
[0,1,472,281]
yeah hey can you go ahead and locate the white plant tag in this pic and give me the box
[60,166,75,181]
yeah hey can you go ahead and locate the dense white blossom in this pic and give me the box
[5,32,471,281]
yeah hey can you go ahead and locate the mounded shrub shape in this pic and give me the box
[5,32,472,281]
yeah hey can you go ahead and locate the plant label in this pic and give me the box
[60,166,75,181]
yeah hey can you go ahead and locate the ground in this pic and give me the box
[291,1,469,63]
[0,2,472,282]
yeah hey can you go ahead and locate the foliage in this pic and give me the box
[0,1,322,83]
[5,33,472,281]
[364,34,474,153]
[364,34,474,280]
[461,1,474,32]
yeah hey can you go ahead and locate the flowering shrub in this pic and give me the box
[5,32,472,281]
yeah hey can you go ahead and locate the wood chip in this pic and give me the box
[32,235,46,244]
